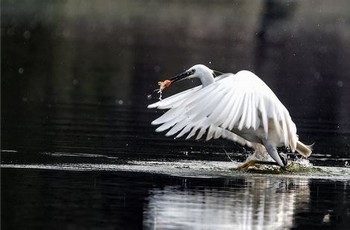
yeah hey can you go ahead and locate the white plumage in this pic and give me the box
[148,64,312,167]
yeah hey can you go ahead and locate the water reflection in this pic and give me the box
[2,168,349,229]
[144,178,309,229]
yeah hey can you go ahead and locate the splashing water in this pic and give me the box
[154,88,163,100]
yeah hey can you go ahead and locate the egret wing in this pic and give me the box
[148,70,297,150]
[214,70,297,149]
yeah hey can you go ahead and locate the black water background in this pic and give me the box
[1,1,349,165]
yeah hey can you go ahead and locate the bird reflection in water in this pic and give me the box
[143,178,309,229]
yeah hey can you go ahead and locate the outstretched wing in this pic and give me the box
[148,71,297,151]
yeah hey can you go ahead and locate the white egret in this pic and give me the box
[148,64,312,167]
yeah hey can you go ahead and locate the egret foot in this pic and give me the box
[235,160,282,171]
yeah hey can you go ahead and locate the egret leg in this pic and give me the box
[234,141,287,170]
[262,139,287,167]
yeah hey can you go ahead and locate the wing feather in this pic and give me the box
[211,90,236,126]
[259,98,269,138]
[238,93,248,130]
[206,124,216,141]
[148,86,200,109]
[152,106,184,125]
[228,92,245,130]
[207,90,231,125]
[251,93,258,130]
[166,118,191,136]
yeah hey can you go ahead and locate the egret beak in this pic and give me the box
[158,70,193,92]
[170,70,192,83]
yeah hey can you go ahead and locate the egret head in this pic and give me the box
[170,64,215,87]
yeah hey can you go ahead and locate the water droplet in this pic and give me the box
[18,68,24,74]
[322,213,331,223]
[7,28,15,36]
[154,65,161,72]
[147,94,152,100]
[157,89,163,100]
[23,30,31,39]
[314,72,321,80]
[116,99,124,105]
[337,81,343,87]
[72,79,78,85]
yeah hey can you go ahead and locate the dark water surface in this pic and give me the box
[1,0,350,229]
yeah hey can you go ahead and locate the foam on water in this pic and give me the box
[2,159,350,180]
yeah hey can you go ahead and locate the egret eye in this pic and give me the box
[190,69,195,75]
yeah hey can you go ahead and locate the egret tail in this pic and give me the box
[296,141,313,158]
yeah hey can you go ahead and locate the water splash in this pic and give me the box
[154,88,163,100]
